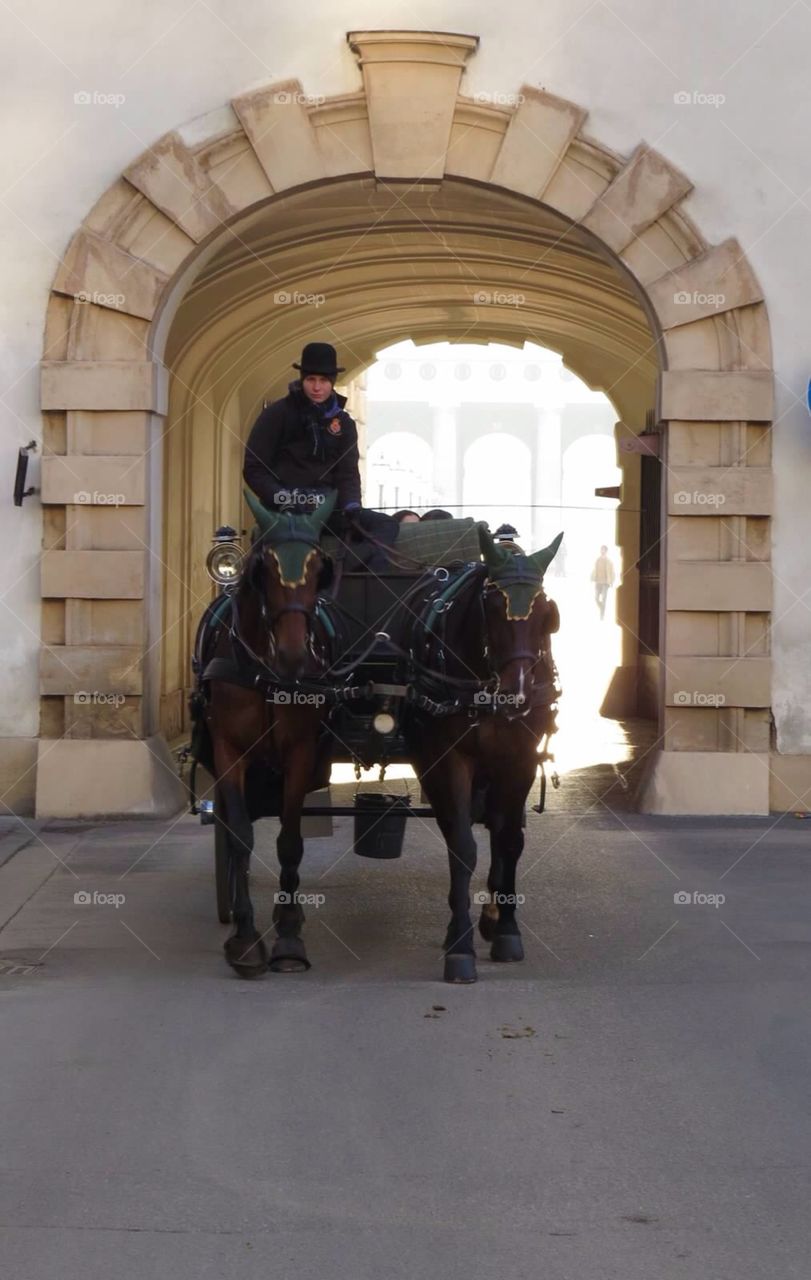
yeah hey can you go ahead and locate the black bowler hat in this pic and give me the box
[292,342,345,379]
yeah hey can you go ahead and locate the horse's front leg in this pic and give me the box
[486,762,537,962]
[486,807,525,962]
[214,745,269,978]
[477,816,502,943]
[269,739,317,973]
[421,753,478,984]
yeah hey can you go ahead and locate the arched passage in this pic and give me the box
[37,30,773,817]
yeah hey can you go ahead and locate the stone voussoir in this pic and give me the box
[647,238,764,329]
[51,229,169,321]
[124,131,237,243]
[232,80,326,191]
[488,86,587,198]
[582,143,693,255]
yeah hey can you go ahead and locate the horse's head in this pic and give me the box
[242,488,336,680]
[477,525,562,717]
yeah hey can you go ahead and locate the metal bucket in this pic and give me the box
[352,793,411,859]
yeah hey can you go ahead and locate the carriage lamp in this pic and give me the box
[205,526,244,585]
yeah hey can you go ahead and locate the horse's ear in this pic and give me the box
[243,488,277,534]
[527,532,564,578]
[308,488,338,531]
[478,523,511,570]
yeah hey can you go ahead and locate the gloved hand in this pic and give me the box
[342,503,363,534]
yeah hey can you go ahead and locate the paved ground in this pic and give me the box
[1,797,811,1280]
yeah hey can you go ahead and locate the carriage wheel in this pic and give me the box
[214,788,235,924]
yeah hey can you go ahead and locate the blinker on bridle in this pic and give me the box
[485,573,548,622]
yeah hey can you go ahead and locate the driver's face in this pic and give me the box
[302,374,333,403]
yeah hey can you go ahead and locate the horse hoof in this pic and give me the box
[490,934,524,963]
[478,911,498,943]
[444,954,477,984]
[269,936,311,973]
[224,935,269,978]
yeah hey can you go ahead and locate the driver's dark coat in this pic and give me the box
[243,385,361,510]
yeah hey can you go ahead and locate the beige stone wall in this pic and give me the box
[36,30,776,816]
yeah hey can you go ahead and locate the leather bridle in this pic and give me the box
[229,529,327,675]
[411,567,557,718]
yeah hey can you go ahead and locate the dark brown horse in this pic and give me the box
[204,489,336,978]
[405,526,563,983]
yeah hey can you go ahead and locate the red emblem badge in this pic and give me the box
[328,418,342,435]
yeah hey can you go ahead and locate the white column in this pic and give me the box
[431,404,459,509]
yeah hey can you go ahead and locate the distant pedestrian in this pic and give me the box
[591,544,616,620]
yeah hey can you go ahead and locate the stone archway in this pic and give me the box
[37,29,773,817]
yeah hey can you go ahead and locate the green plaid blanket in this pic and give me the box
[394,517,484,567]
[319,516,484,570]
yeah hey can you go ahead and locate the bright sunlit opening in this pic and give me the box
[329,338,631,786]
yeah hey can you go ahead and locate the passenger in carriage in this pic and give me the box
[243,341,397,569]
[493,522,524,553]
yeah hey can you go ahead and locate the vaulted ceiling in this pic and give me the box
[163,176,660,427]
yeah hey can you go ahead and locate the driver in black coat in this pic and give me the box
[243,342,396,569]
